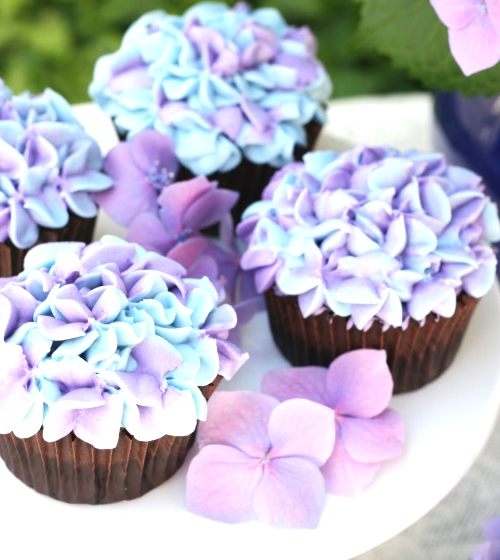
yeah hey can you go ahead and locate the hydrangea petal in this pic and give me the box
[326,349,393,417]
[186,444,261,524]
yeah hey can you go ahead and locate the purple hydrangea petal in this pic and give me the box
[253,456,326,529]
[197,391,278,456]
[339,409,406,463]
[262,365,329,406]
[268,399,335,466]
[186,444,261,524]
[326,349,393,417]
[321,436,381,497]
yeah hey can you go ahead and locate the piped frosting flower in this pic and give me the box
[237,147,500,330]
[185,390,335,529]
[262,349,405,497]
[0,86,113,248]
[89,2,331,175]
[0,236,248,448]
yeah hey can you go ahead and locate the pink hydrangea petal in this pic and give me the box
[253,456,326,529]
[268,399,335,466]
[483,516,500,541]
[339,409,405,463]
[448,17,500,76]
[430,0,480,29]
[186,444,262,524]
[157,177,212,218]
[262,365,329,406]
[197,391,278,457]
[183,189,239,230]
[487,0,500,36]
[127,212,175,254]
[321,437,381,497]
[326,349,393,417]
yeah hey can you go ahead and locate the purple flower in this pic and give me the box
[430,0,500,75]
[472,516,500,559]
[185,390,335,529]
[262,349,405,497]
[94,130,179,228]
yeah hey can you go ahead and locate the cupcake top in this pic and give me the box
[89,2,332,176]
[237,147,500,330]
[0,236,248,449]
[0,85,113,249]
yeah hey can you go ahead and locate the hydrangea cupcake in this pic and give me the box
[0,83,113,275]
[0,236,248,503]
[237,147,500,392]
[88,2,331,222]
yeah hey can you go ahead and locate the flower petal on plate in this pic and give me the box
[326,349,393,417]
[253,456,326,529]
[186,444,262,523]
[268,398,335,466]
[339,409,405,463]
[262,365,329,406]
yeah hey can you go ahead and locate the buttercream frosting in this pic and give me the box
[89,2,332,175]
[0,87,113,248]
[237,147,500,330]
[0,236,248,448]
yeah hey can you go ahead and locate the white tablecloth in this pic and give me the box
[328,93,498,560]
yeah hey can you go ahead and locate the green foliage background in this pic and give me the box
[0,0,420,103]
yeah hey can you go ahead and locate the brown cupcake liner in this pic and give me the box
[0,213,96,277]
[265,290,479,394]
[0,375,223,504]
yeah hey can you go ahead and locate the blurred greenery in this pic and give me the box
[0,0,422,103]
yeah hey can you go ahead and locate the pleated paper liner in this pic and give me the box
[0,375,222,504]
[265,290,479,394]
[0,213,96,277]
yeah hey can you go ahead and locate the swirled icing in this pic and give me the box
[0,86,113,248]
[88,2,332,175]
[0,236,248,448]
[237,147,500,330]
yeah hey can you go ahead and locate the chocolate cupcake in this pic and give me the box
[88,2,331,223]
[0,82,113,276]
[237,147,500,393]
[0,236,248,503]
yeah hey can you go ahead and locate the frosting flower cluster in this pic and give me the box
[0,86,113,248]
[238,147,500,330]
[89,2,331,175]
[0,236,248,448]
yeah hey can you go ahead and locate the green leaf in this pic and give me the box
[355,0,500,96]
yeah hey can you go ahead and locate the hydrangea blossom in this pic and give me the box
[186,391,335,529]
[0,236,248,448]
[430,0,500,76]
[238,147,500,330]
[89,2,331,175]
[100,130,264,325]
[262,349,405,497]
[0,86,113,248]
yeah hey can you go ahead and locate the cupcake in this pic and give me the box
[0,236,248,503]
[0,83,113,276]
[88,2,331,223]
[237,147,500,393]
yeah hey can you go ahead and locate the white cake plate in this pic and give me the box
[1,104,499,560]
